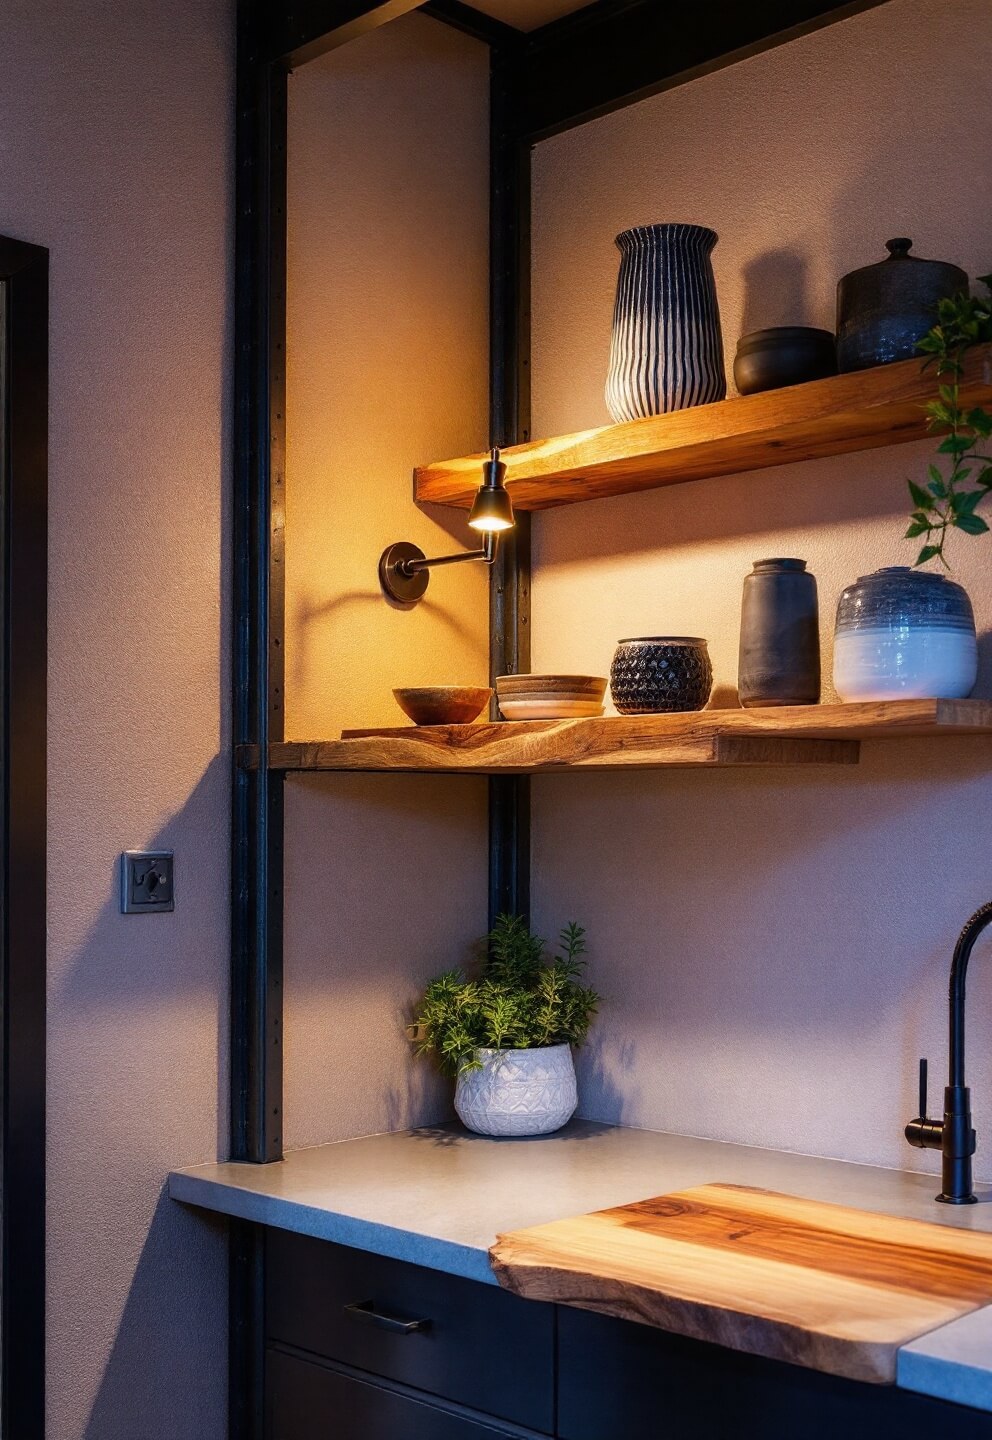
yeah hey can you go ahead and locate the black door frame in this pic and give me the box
[0,234,48,1440]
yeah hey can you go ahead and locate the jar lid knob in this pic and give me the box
[886,237,913,259]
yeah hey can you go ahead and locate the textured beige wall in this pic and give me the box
[0,1,232,1436]
[529,0,992,1178]
[284,14,490,1148]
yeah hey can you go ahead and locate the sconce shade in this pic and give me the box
[468,450,514,532]
[468,484,514,532]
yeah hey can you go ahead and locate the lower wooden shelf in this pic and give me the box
[256,699,992,775]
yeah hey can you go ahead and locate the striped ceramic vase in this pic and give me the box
[605,223,726,423]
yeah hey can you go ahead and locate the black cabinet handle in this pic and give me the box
[344,1299,432,1335]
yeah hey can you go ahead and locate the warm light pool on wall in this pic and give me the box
[378,448,514,605]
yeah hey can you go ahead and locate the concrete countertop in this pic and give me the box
[170,1120,992,1413]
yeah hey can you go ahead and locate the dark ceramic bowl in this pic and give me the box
[609,637,713,715]
[733,327,837,395]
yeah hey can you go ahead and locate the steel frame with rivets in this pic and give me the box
[230,3,892,1434]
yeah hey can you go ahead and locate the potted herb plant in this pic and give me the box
[412,914,599,1137]
[834,280,992,704]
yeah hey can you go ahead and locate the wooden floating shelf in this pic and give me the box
[414,345,992,511]
[259,700,992,775]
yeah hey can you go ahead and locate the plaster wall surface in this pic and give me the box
[0,0,233,1436]
[284,15,490,1148]
[529,0,992,1179]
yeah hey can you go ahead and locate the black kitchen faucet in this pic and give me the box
[905,900,992,1204]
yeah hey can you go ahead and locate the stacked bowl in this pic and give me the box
[495,674,607,721]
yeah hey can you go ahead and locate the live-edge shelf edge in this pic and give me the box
[414,345,992,512]
[257,700,992,775]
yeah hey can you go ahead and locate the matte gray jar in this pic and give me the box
[738,558,820,708]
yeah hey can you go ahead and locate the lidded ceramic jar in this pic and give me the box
[836,239,967,373]
[610,637,713,714]
[833,567,977,702]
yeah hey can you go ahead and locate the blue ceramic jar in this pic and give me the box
[833,567,977,702]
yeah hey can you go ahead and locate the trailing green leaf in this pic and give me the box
[906,277,992,567]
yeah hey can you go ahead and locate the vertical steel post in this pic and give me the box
[0,235,48,1440]
[231,2,287,1433]
[488,38,532,927]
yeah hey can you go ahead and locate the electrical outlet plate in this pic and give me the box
[121,851,174,913]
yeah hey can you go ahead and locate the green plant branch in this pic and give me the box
[412,914,600,1077]
[907,277,992,567]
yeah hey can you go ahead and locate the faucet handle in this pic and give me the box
[906,1057,944,1151]
[919,1056,928,1119]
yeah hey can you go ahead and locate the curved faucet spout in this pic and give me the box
[905,901,992,1204]
[949,900,992,1090]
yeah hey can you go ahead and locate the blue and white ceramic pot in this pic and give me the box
[833,567,977,702]
[605,224,726,423]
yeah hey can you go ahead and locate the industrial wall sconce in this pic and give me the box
[378,448,514,605]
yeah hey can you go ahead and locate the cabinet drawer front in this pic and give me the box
[267,1349,519,1440]
[558,1309,992,1440]
[265,1230,553,1433]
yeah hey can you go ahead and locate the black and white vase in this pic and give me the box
[605,223,726,423]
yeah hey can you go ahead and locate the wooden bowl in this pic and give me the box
[392,686,492,726]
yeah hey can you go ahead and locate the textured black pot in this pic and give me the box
[836,238,967,373]
[738,558,820,708]
[733,327,836,395]
[610,638,713,715]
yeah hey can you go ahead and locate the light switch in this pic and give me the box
[121,851,174,913]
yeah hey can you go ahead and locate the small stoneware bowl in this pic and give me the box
[495,674,607,721]
[392,686,492,726]
[496,674,607,697]
[733,327,837,395]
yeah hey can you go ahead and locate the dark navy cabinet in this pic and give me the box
[264,1230,992,1440]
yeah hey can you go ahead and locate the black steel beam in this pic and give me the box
[422,0,521,47]
[231,1,287,1433]
[231,2,287,1172]
[488,39,532,926]
[263,0,426,67]
[0,234,48,1440]
[520,0,894,140]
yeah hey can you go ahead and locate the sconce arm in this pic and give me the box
[378,532,498,604]
[401,532,497,575]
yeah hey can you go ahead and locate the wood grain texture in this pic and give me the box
[490,1184,992,1385]
[265,700,992,772]
[271,731,859,772]
[415,345,992,511]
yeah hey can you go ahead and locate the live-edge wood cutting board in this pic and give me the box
[489,1184,992,1384]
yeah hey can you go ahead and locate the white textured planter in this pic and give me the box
[455,1044,578,1137]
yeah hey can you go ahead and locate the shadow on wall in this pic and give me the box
[54,756,231,1155]
[50,758,230,1439]
[534,742,992,1167]
[977,630,992,698]
[82,1193,228,1440]
[577,1031,639,1127]
[290,586,482,702]
[740,248,811,335]
[535,440,922,568]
